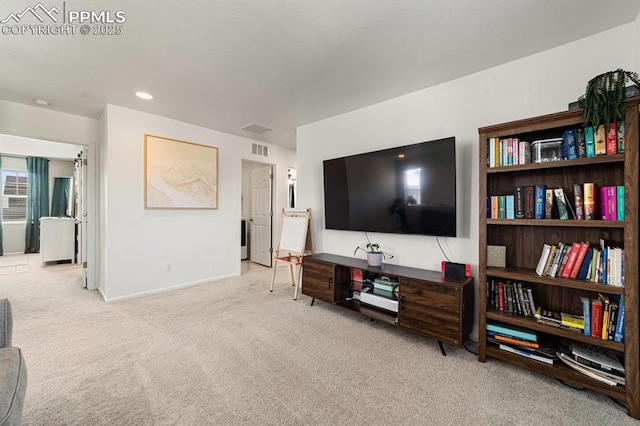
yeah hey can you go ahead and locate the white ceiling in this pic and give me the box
[1,1,639,150]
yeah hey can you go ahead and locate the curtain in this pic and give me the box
[0,156,3,256]
[51,177,72,217]
[25,157,49,253]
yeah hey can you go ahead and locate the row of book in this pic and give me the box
[486,321,625,383]
[486,121,625,168]
[535,240,624,286]
[486,279,536,317]
[581,294,625,343]
[487,183,624,221]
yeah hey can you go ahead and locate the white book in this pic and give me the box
[489,138,496,168]
[570,343,624,373]
[558,353,618,386]
[535,244,551,276]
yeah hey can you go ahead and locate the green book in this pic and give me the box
[487,323,537,342]
[617,185,624,221]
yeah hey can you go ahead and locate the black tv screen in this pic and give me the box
[323,137,456,237]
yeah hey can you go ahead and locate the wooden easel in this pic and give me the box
[269,208,313,300]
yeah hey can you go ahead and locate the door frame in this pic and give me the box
[241,159,275,270]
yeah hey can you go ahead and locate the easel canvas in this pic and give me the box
[270,208,313,300]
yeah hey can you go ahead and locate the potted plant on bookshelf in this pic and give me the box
[354,233,394,267]
[578,69,640,129]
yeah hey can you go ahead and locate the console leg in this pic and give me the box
[438,341,447,356]
[310,298,315,306]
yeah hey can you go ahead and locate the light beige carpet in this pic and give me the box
[1,254,636,425]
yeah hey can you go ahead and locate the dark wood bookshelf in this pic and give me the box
[478,97,639,419]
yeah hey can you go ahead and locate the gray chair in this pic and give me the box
[0,299,27,426]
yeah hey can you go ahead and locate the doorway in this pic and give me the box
[241,160,274,268]
[0,133,91,288]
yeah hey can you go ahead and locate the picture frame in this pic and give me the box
[144,134,218,209]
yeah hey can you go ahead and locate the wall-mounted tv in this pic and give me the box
[323,137,456,237]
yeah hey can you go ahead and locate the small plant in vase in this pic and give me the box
[354,233,394,267]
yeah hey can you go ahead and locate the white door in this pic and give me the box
[250,165,272,267]
[74,148,89,288]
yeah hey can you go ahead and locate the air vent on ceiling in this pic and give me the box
[242,123,273,134]
[252,143,269,157]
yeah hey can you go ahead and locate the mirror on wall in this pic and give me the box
[287,168,296,208]
[51,176,73,217]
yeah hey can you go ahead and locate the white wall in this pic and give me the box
[296,23,636,339]
[102,105,295,301]
[635,11,640,72]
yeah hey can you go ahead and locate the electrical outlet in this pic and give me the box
[166,263,172,272]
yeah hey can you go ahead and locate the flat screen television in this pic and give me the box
[323,137,456,237]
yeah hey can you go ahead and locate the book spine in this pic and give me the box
[576,127,586,158]
[565,129,577,159]
[585,126,595,157]
[599,186,608,220]
[577,248,593,280]
[606,186,617,222]
[595,124,607,156]
[549,243,566,277]
[498,195,506,219]
[526,288,536,315]
[486,323,537,341]
[542,245,557,276]
[607,303,619,341]
[557,244,574,278]
[617,186,624,221]
[514,186,525,219]
[617,121,625,154]
[502,138,508,166]
[583,183,596,220]
[573,183,584,220]
[535,244,552,276]
[491,195,499,218]
[606,122,617,155]
[512,137,519,165]
[591,299,604,337]
[561,242,581,279]
[534,185,546,219]
[488,138,496,168]
[544,189,554,219]
[498,282,504,312]
[554,188,569,220]
[614,295,625,343]
[581,297,591,336]
[524,185,535,219]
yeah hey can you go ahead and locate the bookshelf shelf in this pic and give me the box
[487,218,624,228]
[486,346,626,400]
[486,153,624,174]
[486,267,625,294]
[478,97,639,419]
[487,311,624,352]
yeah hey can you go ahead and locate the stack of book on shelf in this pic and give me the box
[487,182,624,221]
[556,342,625,386]
[486,120,625,169]
[581,294,625,343]
[534,308,583,332]
[534,239,624,286]
[486,278,536,317]
[486,323,556,365]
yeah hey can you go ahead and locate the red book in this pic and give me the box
[524,185,535,219]
[606,122,617,155]
[498,282,504,312]
[591,298,604,337]
[569,242,589,279]
[561,242,582,278]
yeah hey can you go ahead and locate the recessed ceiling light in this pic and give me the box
[135,91,153,100]
[33,99,50,106]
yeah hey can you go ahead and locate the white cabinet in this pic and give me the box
[40,217,75,263]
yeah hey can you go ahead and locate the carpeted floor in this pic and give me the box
[1,254,637,425]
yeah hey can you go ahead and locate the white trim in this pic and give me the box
[100,273,240,302]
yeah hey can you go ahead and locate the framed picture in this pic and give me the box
[144,134,218,209]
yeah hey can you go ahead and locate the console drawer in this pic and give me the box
[302,259,335,302]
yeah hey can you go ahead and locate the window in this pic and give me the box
[1,170,28,221]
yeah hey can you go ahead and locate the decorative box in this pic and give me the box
[531,138,563,163]
[487,245,506,268]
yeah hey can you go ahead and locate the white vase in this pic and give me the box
[367,252,383,267]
